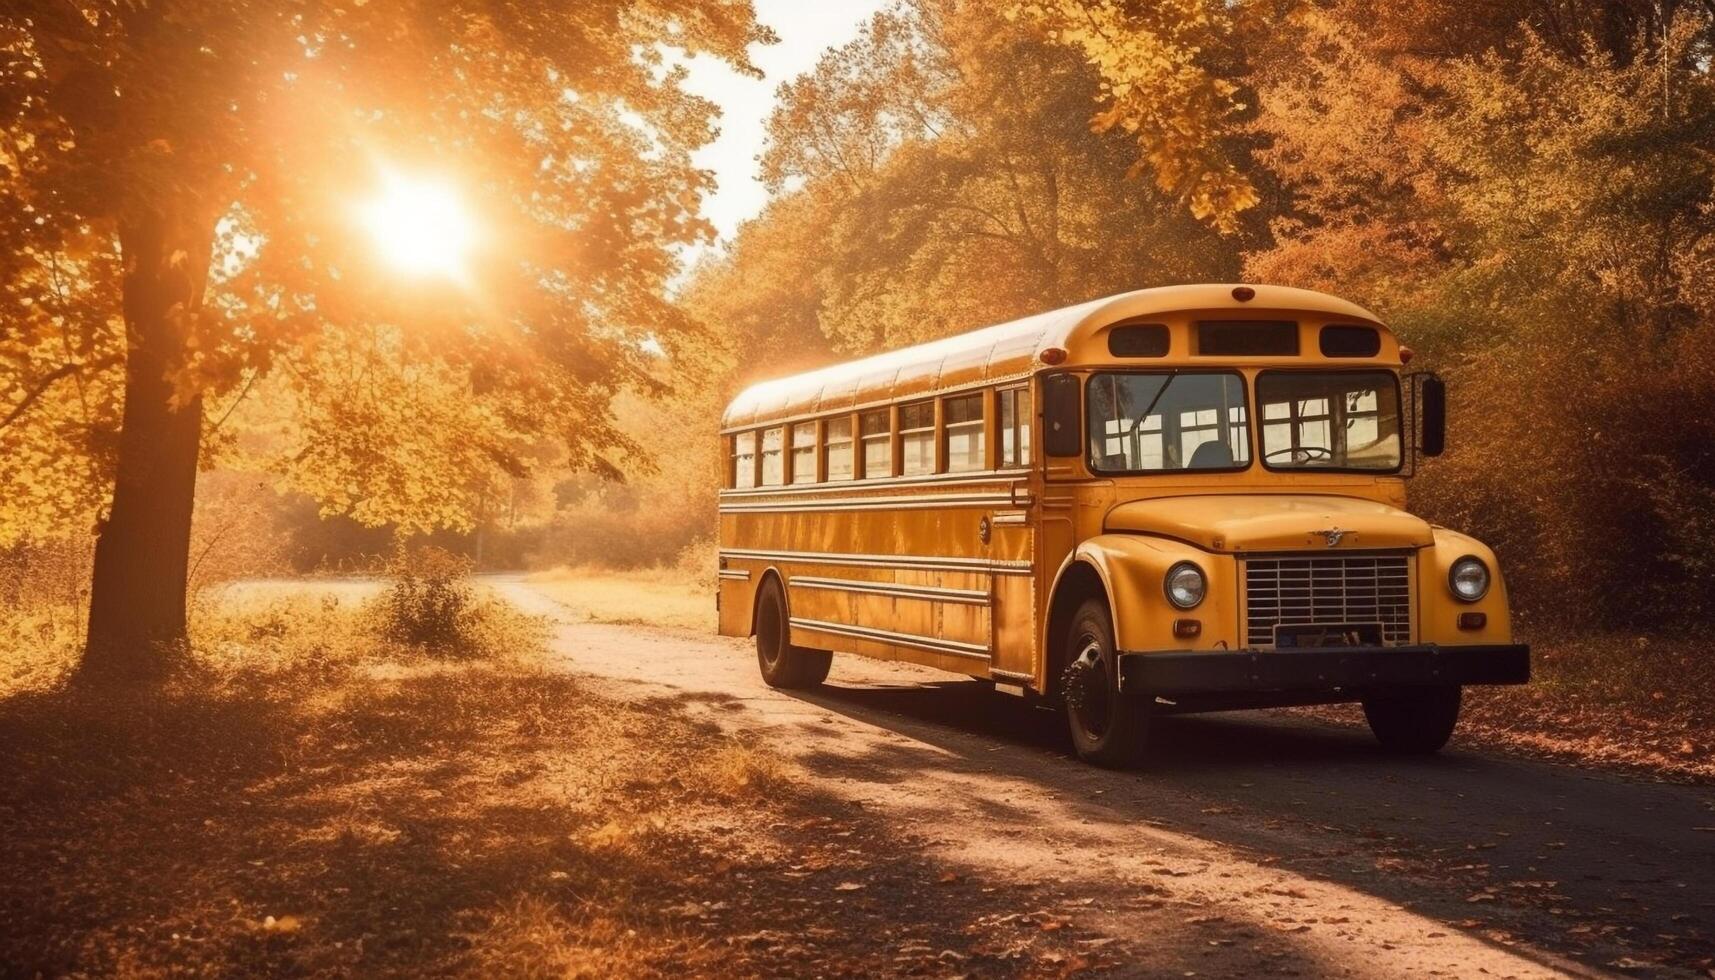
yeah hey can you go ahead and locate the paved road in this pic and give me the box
[497,577,1715,979]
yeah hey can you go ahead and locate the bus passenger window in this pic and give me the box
[944,394,985,472]
[900,402,935,476]
[791,421,817,484]
[999,387,1031,467]
[826,416,855,481]
[760,427,784,485]
[860,410,891,478]
[731,432,756,489]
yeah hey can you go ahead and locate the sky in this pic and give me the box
[678,1,890,244]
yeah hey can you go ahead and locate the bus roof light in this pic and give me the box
[1399,345,1415,364]
[1232,286,1256,302]
[1040,347,1068,366]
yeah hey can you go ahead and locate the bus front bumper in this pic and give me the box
[1116,644,1530,696]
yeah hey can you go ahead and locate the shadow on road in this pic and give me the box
[789,675,1715,976]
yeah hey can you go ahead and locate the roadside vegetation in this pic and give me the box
[1308,629,1715,783]
[0,551,1108,976]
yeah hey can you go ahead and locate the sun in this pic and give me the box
[358,170,478,281]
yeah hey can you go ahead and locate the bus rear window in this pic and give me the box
[1196,320,1299,356]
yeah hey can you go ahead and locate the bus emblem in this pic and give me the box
[1317,528,1349,548]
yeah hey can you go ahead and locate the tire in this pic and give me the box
[754,578,832,689]
[1060,598,1149,768]
[1363,685,1462,754]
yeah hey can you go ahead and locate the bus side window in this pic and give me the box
[731,431,756,489]
[760,427,785,485]
[943,393,985,472]
[900,402,935,476]
[790,421,817,484]
[999,387,1031,467]
[1043,374,1081,458]
[825,416,855,480]
[860,409,891,478]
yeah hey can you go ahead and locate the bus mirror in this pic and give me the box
[1420,374,1447,458]
[1043,373,1082,458]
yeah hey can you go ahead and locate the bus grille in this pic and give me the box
[1243,552,1412,648]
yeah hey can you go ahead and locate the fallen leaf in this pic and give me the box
[937,872,960,885]
[260,915,301,934]
[833,881,865,892]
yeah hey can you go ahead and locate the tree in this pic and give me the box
[1008,0,1270,234]
[736,0,1236,355]
[1243,0,1715,624]
[0,1,770,677]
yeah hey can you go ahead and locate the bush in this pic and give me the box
[368,543,548,659]
[374,544,480,652]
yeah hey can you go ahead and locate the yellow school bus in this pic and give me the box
[717,284,1528,766]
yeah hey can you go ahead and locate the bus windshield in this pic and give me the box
[1087,372,1251,473]
[1256,370,1403,471]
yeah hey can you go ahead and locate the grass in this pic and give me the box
[0,580,1101,977]
[525,565,716,633]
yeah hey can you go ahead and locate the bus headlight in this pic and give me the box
[1165,562,1206,609]
[1449,557,1490,602]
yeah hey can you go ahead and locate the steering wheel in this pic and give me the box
[1265,445,1334,463]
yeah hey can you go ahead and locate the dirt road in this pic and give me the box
[496,577,1715,979]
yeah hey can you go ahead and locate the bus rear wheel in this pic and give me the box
[1061,598,1149,768]
[754,579,832,689]
[1362,685,1462,754]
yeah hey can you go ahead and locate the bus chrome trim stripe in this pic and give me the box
[991,511,1030,526]
[720,468,1031,498]
[720,492,1015,514]
[716,569,750,581]
[789,617,992,661]
[719,547,1033,576]
[989,667,1034,682]
[790,576,990,606]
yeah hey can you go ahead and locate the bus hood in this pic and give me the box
[1104,494,1435,554]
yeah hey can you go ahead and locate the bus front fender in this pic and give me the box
[1068,535,1240,653]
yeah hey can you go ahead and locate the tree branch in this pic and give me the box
[0,357,115,431]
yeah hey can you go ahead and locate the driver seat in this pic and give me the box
[1189,440,1234,469]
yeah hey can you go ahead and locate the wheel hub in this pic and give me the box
[1061,640,1110,735]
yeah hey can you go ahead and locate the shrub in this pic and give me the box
[369,543,548,659]
[374,544,479,652]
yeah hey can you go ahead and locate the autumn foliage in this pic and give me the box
[3,0,1714,650]
[1,1,770,670]
[673,0,1715,630]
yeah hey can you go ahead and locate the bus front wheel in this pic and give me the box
[1061,598,1150,768]
[1362,685,1462,754]
[754,579,832,689]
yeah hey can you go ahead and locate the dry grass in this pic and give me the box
[525,565,715,633]
[0,583,1099,977]
[1293,627,1715,781]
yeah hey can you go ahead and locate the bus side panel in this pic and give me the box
[990,574,1036,680]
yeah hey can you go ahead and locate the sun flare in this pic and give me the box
[358,170,478,280]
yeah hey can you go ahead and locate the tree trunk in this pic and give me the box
[81,202,214,681]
